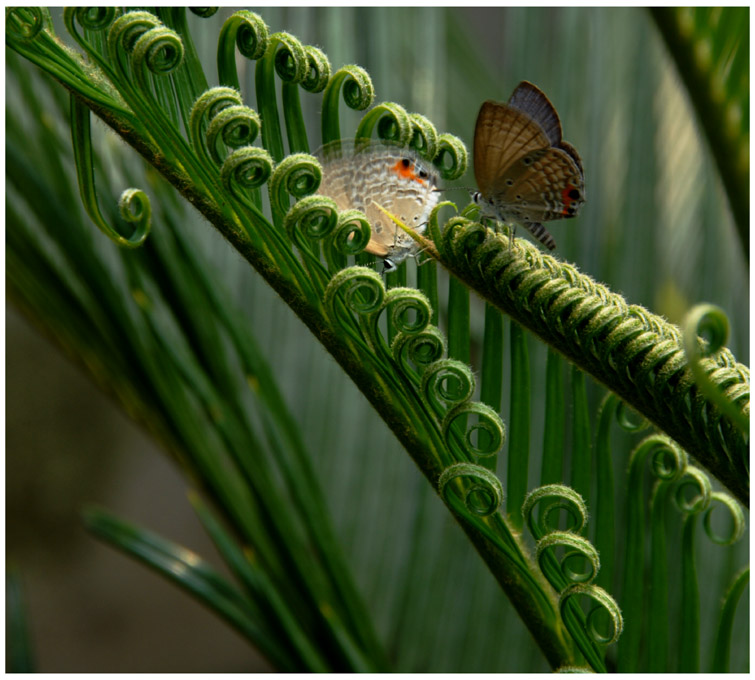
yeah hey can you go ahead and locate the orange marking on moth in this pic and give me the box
[392,159,425,185]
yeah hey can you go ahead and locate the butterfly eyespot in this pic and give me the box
[523,156,532,166]
[418,169,428,179]
[515,194,522,200]
[505,179,514,186]
[569,188,581,200]
[401,158,411,168]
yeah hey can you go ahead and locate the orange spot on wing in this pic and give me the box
[392,160,425,185]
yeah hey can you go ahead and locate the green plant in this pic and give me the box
[6,7,748,672]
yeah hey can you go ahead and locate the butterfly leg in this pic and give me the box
[506,222,517,251]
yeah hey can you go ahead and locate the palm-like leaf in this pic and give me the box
[6,7,748,673]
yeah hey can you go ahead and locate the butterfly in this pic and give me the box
[472,81,585,249]
[315,141,440,272]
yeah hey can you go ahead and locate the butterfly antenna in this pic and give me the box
[433,186,474,193]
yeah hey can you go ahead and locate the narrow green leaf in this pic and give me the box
[507,321,530,529]
[678,513,700,672]
[647,481,673,672]
[417,259,439,327]
[81,507,279,660]
[70,95,151,247]
[617,442,649,672]
[447,274,470,364]
[711,567,749,672]
[282,81,311,153]
[480,302,503,413]
[188,494,334,672]
[569,367,591,511]
[540,349,565,486]
[593,394,618,593]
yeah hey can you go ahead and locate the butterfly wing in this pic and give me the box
[507,81,563,147]
[474,100,551,197]
[316,152,363,212]
[362,154,439,259]
[488,146,585,223]
[362,199,415,259]
[316,145,439,262]
[558,140,584,177]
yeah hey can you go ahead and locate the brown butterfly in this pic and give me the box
[473,81,585,249]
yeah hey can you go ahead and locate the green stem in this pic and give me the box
[436,226,749,507]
